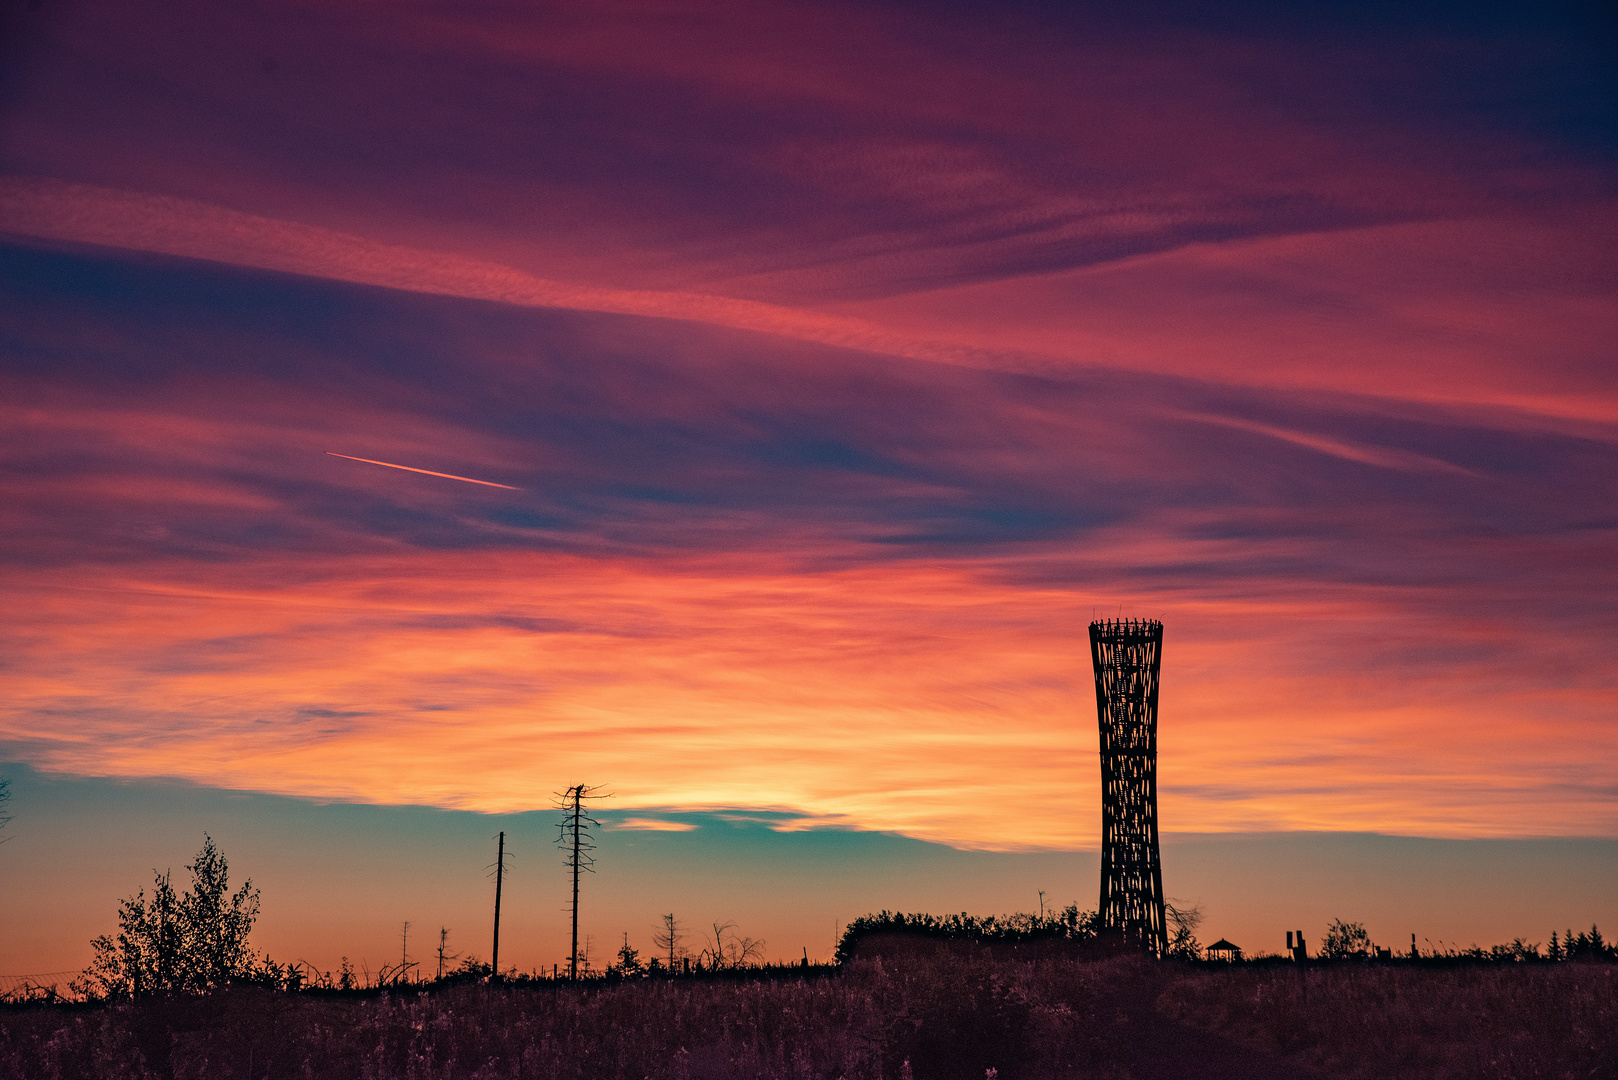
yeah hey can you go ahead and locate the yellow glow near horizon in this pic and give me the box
[5,548,1611,849]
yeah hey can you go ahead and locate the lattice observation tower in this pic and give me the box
[1089,618,1166,956]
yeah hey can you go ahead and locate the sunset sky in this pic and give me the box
[1,0,1615,978]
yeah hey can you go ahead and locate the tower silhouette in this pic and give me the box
[1089,618,1166,956]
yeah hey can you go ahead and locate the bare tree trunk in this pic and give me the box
[570,788,581,980]
[492,832,504,977]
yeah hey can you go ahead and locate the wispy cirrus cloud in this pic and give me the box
[3,0,1612,421]
[0,176,1020,376]
[1170,412,1478,476]
[1,236,1614,846]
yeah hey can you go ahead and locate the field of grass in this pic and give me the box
[1160,959,1616,1080]
[3,944,1613,1080]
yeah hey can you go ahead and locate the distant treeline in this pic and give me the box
[835,907,1102,963]
[833,910,1617,967]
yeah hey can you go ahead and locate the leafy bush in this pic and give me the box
[72,837,283,1000]
[1319,919,1372,960]
[1165,902,1204,961]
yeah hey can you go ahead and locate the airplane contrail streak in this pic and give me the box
[324,452,522,490]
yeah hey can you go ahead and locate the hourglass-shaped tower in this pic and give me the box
[1089,618,1166,956]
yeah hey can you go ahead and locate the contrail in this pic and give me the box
[324,452,522,490]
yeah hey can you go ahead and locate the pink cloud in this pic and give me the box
[6,177,1612,434]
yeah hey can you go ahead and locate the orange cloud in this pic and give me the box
[4,543,1611,850]
[609,818,699,832]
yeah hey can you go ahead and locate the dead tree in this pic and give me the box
[435,926,458,981]
[554,785,607,980]
[702,920,764,969]
[653,913,683,971]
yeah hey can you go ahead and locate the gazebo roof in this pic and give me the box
[1207,938,1240,951]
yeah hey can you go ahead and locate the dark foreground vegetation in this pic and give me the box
[10,842,1613,1079]
[4,941,1613,1080]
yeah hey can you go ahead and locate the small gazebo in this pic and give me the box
[1206,938,1242,962]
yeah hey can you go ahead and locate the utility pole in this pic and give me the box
[437,926,451,981]
[491,831,506,977]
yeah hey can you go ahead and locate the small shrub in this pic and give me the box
[1319,919,1372,961]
